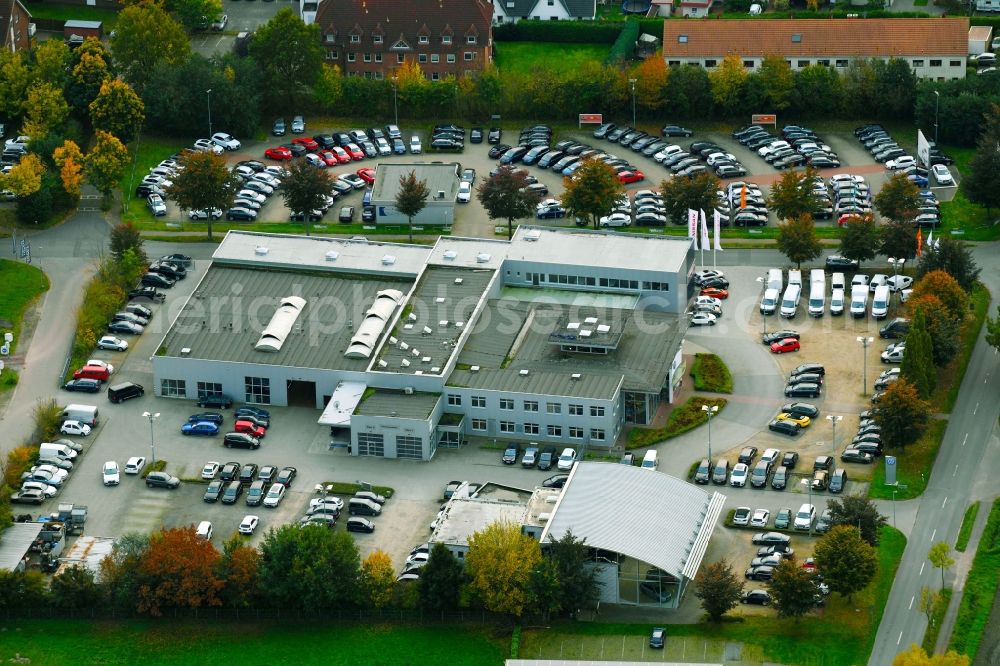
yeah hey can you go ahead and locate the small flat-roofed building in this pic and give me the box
[352,389,443,459]
[0,522,43,572]
[371,163,461,227]
[64,19,101,45]
[430,494,531,562]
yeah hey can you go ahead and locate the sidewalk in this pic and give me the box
[934,499,992,655]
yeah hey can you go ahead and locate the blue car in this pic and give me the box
[188,412,224,424]
[235,406,270,420]
[181,421,221,436]
[908,174,929,187]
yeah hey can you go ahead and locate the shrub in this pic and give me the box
[626,397,727,448]
[32,398,62,443]
[5,445,38,487]
[690,353,734,393]
[0,367,17,388]
[140,460,167,477]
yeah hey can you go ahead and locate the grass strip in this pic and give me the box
[868,419,946,500]
[921,588,952,654]
[956,501,981,552]
[0,259,50,354]
[626,397,726,449]
[949,498,1000,658]
[690,352,733,393]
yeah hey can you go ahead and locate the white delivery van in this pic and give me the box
[61,404,98,427]
[760,288,779,315]
[830,288,845,316]
[788,270,802,290]
[39,442,78,460]
[810,268,825,286]
[831,272,846,293]
[850,284,869,318]
[767,268,783,293]
[641,450,658,470]
[808,282,826,317]
[871,285,890,319]
[780,284,801,318]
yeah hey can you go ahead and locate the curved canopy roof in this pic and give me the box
[255,296,306,352]
[344,289,404,359]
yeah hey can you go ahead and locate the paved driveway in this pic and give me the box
[190,0,298,56]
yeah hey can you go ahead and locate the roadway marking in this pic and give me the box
[920,562,926,576]
[932,529,937,541]
[974,402,980,415]
[897,631,904,645]
[963,433,969,447]
[942,497,949,509]
[909,595,915,610]
[954,464,959,477]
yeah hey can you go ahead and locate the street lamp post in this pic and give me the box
[629,78,637,128]
[701,404,718,462]
[142,411,160,464]
[826,414,842,461]
[391,76,399,127]
[857,336,873,396]
[206,89,213,139]
[755,275,768,338]
[800,478,814,536]
[933,90,940,147]
[891,489,897,529]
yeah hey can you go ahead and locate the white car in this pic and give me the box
[124,456,146,474]
[405,551,430,567]
[21,481,58,498]
[900,288,913,303]
[598,212,631,228]
[193,138,224,155]
[5,135,30,151]
[730,463,749,487]
[733,507,752,526]
[147,194,167,217]
[97,335,128,352]
[308,496,344,511]
[557,447,578,471]
[238,515,259,535]
[304,153,326,169]
[237,189,266,204]
[457,181,472,203]
[102,461,120,486]
[690,312,718,326]
[201,461,221,480]
[253,172,281,188]
[263,483,286,507]
[189,208,223,220]
[60,420,91,437]
[794,503,816,530]
[932,164,954,186]
[750,509,770,528]
[760,448,781,467]
[886,156,915,170]
[197,521,213,540]
[409,136,422,154]
[693,296,722,308]
[85,359,114,374]
[211,132,241,151]
[886,275,913,292]
[29,465,69,485]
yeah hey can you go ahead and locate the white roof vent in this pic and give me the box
[180,347,191,355]
[408,312,417,321]
[470,365,480,372]
[538,512,551,523]
[580,329,592,338]
[455,321,464,328]
[597,324,610,333]
[399,341,409,351]
[421,356,431,363]
[255,246,269,256]
[435,297,445,304]
[476,253,491,263]
[325,251,339,261]
[389,336,398,345]
[454,278,464,285]
[414,370,424,375]
[567,322,580,330]
[401,358,410,367]
[411,348,421,356]
[404,387,414,394]
[377,359,388,368]
[584,316,598,324]
[519,369,530,376]
[422,326,433,335]
[571,373,581,381]
[443,250,458,260]
[431,366,440,373]
[545,495,559,504]
[524,229,542,242]
[382,254,396,265]
[439,320,449,327]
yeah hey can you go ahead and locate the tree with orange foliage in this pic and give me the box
[633,56,669,115]
[4,445,36,487]
[137,526,223,616]
[910,270,968,322]
[53,139,84,200]
[892,644,969,666]
[218,534,260,608]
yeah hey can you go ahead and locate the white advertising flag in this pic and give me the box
[688,209,699,250]
[713,209,723,251]
[700,209,710,249]
[926,231,934,249]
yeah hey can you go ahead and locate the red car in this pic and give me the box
[292,137,319,152]
[344,143,364,161]
[838,213,862,227]
[234,420,266,438]
[770,338,801,354]
[357,168,376,184]
[700,287,729,299]
[319,151,339,167]
[330,146,351,164]
[264,146,292,161]
[617,170,645,184]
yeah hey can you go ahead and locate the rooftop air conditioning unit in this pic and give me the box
[519,369,530,376]
[422,326,433,335]
[180,347,191,355]
[255,246,268,255]
[538,512,550,522]
[454,278,464,284]
[377,359,388,368]
[443,250,457,260]
[571,373,581,381]
[476,253,491,263]
[325,251,339,261]
[524,229,541,242]
[389,336,398,345]
[399,341,409,350]
[382,255,396,265]
[404,386,414,394]
[401,359,411,367]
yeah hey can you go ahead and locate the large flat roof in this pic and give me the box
[449,298,685,398]
[160,265,412,370]
[541,462,726,581]
[372,162,461,202]
[431,497,530,547]
[510,225,692,274]
[354,389,440,419]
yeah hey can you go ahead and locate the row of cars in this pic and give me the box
[591,122,725,179]
[184,406,273,450]
[10,438,87,504]
[493,125,646,185]
[733,124,842,171]
[296,489,385,533]
[500,442,579,471]
[733,503,833,534]
[202,460,296,505]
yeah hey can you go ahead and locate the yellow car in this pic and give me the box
[777,412,811,428]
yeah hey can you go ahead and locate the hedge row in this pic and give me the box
[607,20,641,64]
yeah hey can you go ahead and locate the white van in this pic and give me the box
[850,284,868,318]
[39,442,78,460]
[871,285,890,319]
[788,270,802,290]
[831,272,846,293]
[780,284,801,318]
[808,283,826,317]
[830,288,845,316]
[60,404,98,427]
[809,268,825,286]
[760,288,779,315]
[641,450,658,471]
[767,268,783,293]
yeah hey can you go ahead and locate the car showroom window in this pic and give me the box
[161,379,185,397]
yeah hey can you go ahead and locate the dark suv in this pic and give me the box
[224,432,260,450]
[221,481,243,504]
[197,394,233,408]
[145,472,180,489]
[245,480,266,506]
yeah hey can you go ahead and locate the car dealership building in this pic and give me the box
[152,227,694,459]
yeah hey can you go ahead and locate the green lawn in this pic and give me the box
[521,527,906,666]
[0,258,49,355]
[938,283,990,412]
[949,498,1000,659]
[494,42,609,76]
[690,352,733,393]
[24,2,119,28]
[922,588,952,653]
[869,419,946,501]
[0,620,506,665]
[957,501,981,552]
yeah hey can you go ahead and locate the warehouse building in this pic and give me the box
[152,226,694,458]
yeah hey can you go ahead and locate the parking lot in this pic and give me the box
[189,0,297,57]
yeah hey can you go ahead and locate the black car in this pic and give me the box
[362,205,376,222]
[699,277,730,289]
[852,441,883,457]
[825,255,859,271]
[430,138,463,151]
[488,143,511,159]
[275,466,297,487]
[502,443,521,464]
[791,363,825,376]
[781,402,818,419]
[662,125,693,137]
[737,446,758,465]
[149,261,186,280]
[537,446,557,470]
[224,432,260,449]
[140,272,175,289]
[542,474,569,489]
[272,118,286,136]
[226,208,257,222]
[245,480,266,506]
[219,462,241,481]
[487,128,502,144]
[146,472,181,489]
[470,127,484,143]
[239,463,258,483]
[782,451,800,469]
[745,565,775,581]
[63,378,101,393]
[785,382,821,398]
[841,449,873,464]
[649,627,666,649]
[221,481,243,504]
[346,517,376,533]
[202,480,224,502]
[128,286,166,303]
[787,372,823,386]
[314,134,337,149]
[813,455,834,471]
[197,394,233,408]
[741,590,771,606]
[592,122,616,139]
[768,419,801,436]
[258,465,278,483]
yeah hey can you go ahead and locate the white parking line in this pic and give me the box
[954,464,959,477]
[931,529,937,541]
[897,631,904,645]
[974,402,979,415]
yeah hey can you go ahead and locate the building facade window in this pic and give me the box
[419,54,427,63]
[419,35,429,44]
[569,426,584,439]
[326,51,338,60]
[447,54,456,63]
[471,418,487,431]
[464,52,474,61]
[160,379,186,397]
[836,59,848,67]
[568,404,583,416]
[590,406,605,417]
[443,35,452,44]
[347,53,356,62]
[325,34,335,43]
[547,425,562,437]
[363,53,371,62]
[500,420,515,433]
[244,377,270,404]
[375,53,382,62]
[471,395,486,408]
[704,59,717,67]
[357,432,385,457]
[817,59,830,66]
[431,54,440,63]
[467,35,477,44]
[524,400,538,412]
[396,435,423,459]
[930,59,941,66]
[398,53,405,64]
[350,34,360,43]
[590,428,606,441]
[374,35,383,44]
[950,60,962,67]
[196,381,223,400]
[913,59,925,67]
[431,72,440,81]
[743,60,753,68]
[524,423,539,435]
[797,60,809,67]
[500,398,514,410]
[546,402,561,414]
[447,394,462,406]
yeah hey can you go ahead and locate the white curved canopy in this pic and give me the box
[344,289,404,359]
[255,296,306,352]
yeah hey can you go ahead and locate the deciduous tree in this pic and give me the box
[109,222,147,264]
[67,47,112,115]
[280,158,332,237]
[915,237,980,291]
[632,56,669,114]
[962,105,1000,216]
[0,51,32,119]
[907,294,961,367]
[111,1,190,92]
[169,0,223,32]
[893,644,970,666]
[872,57,917,121]
[708,54,748,117]
[217,534,259,608]
[756,55,795,111]
[880,221,918,261]
[694,559,743,622]
[561,158,624,230]
[875,378,931,449]
[48,564,101,610]
[1,153,44,197]
[874,172,921,223]
[928,542,954,590]
[920,586,941,631]
[258,524,361,610]
[526,557,562,621]
[360,549,395,609]
[476,165,543,240]
[33,39,71,89]
[0,570,46,610]
[767,167,820,221]
[839,215,880,268]
[827,494,888,547]
[313,64,343,110]
[776,214,821,269]
[395,169,430,243]
[53,139,85,199]
[99,532,151,609]
[911,270,968,322]
[416,543,464,611]
[85,130,130,199]
[793,64,843,118]
[465,519,542,617]
[767,560,817,621]
[22,82,69,141]
[4,445,37,487]
[90,79,145,143]
[659,170,718,226]
[664,64,712,119]
[167,150,241,240]
[814,525,878,601]
[136,526,223,615]
[249,8,323,108]
[549,530,601,617]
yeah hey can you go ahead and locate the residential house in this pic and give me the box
[0,0,32,53]
[491,0,596,23]
[662,18,969,80]
[315,0,494,80]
